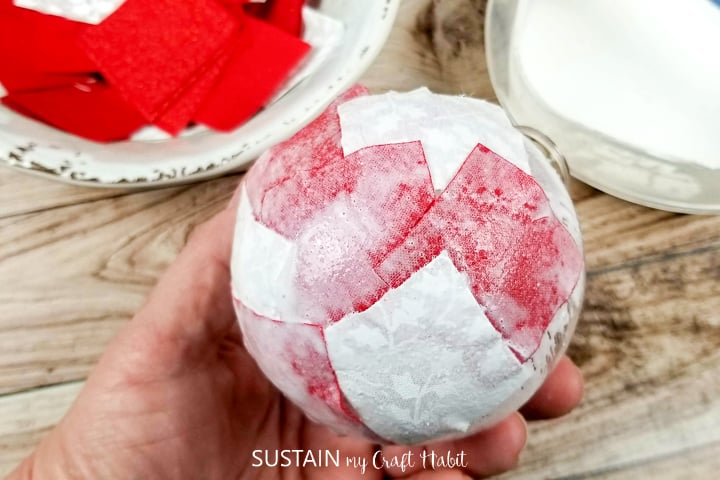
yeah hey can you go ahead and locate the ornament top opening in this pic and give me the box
[231,87,585,445]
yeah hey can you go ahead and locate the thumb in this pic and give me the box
[130,185,241,358]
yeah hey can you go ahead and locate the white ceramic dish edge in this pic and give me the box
[0,0,400,189]
[485,0,720,215]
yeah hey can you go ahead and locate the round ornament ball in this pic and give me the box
[231,87,585,445]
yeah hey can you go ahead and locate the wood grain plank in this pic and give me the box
[0,166,134,219]
[0,176,610,397]
[362,0,494,98]
[0,382,82,477]
[0,175,240,395]
[501,353,720,479]
[591,441,720,480]
[577,196,720,273]
[503,351,720,479]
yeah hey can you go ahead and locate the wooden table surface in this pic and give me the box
[1,1,720,478]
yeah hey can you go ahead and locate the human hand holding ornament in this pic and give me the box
[8,87,584,480]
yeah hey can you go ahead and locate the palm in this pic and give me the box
[54,235,376,480]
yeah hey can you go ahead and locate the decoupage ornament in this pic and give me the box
[231,87,585,444]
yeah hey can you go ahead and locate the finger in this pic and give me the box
[383,413,527,479]
[440,413,527,478]
[227,177,245,210]
[129,185,241,357]
[521,355,584,420]
[144,206,236,334]
[405,470,472,480]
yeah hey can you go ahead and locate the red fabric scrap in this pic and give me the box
[78,0,239,122]
[3,83,145,142]
[153,42,237,135]
[0,71,96,94]
[194,15,310,132]
[0,1,95,73]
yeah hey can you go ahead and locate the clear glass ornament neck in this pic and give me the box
[516,125,571,187]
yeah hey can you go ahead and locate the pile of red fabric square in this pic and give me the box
[0,0,309,141]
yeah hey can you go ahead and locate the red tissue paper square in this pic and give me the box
[2,82,145,142]
[194,15,310,132]
[78,0,239,123]
[153,43,236,135]
[0,70,96,94]
[0,1,96,73]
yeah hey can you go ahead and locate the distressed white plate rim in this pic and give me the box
[486,0,720,215]
[0,0,400,188]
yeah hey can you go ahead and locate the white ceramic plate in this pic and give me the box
[0,0,400,188]
[486,0,720,214]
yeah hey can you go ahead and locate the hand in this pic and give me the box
[9,186,584,480]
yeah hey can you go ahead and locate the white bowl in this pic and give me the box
[0,0,400,188]
[486,0,720,214]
